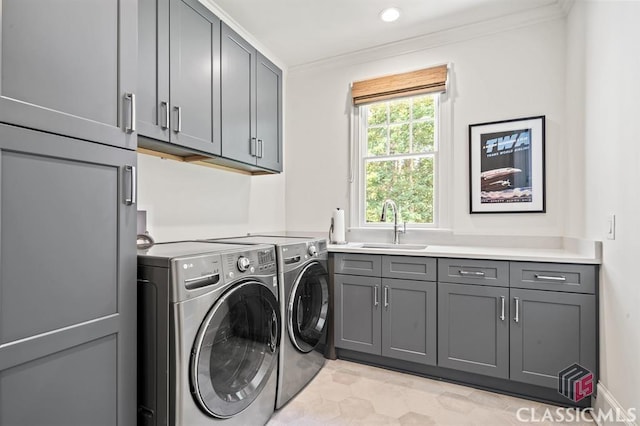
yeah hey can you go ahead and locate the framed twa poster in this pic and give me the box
[469,116,545,214]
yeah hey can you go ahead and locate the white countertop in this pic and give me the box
[328,240,602,264]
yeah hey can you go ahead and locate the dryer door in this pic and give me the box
[287,262,329,353]
[190,281,280,418]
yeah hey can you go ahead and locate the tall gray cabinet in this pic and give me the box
[0,1,137,425]
[0,0,137,150]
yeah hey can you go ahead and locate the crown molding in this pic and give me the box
[198,0,288,72]
[289,2,566,74]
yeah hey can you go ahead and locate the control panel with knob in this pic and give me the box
[237,256,251,272]
[308,245,318,257]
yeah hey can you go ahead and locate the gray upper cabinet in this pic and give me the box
[334,274,382,355]
[138,0,170,142]
[510,288,596,389]
[138,0,221,154]
[382,278,437,365]
[169,0,221,154]
[221,23,255,165]
[256,53,283,171]
[221,23,283,172]
[0,0,137,150]
[0,124,137,426]
[438,282,510,378]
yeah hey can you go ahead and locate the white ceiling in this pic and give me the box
[210,0,561,67]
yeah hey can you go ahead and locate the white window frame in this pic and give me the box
[349,91,452,231]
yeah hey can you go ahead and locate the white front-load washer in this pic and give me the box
[137,241,280,426]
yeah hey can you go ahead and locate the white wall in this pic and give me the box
[137,154,285,241]
[285,18,568,239]
[567,0,640,414]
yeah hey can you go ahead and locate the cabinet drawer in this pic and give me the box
[334,253,381,277]
[510,262,597,294]
[438,258,509,287]
[382,256,436,281]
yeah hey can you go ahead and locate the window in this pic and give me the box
[359,94,439,225]
[349,64,448,228]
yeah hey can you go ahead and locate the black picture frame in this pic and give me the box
[469,115,546,214]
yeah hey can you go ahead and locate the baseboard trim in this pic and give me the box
[593,382,637,426]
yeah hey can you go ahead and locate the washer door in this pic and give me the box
[287,262,329,353]
[190,281,280,418]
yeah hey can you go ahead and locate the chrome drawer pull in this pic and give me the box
[374,286,379,307]
[514,297,520,323]
[459,270,485,277]
[500,296,505,321]
[534,274,567,282]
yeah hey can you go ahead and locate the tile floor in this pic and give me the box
[268,359,594,425]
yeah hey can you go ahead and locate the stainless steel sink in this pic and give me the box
[358,243,428,250]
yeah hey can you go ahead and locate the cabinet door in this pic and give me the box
[334,274,382,355]
[0,0,137,150]
[382,279,437,365]
[169,0,221,154]
[510,289,596,389]
[438,283,509,378]
[138,0,170,142]
[255,53,282,172]
[221,23,257,165]
[0,125,136,425]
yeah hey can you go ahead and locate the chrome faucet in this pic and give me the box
[380,199,406,244]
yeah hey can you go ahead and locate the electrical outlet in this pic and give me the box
[606,214,616,240]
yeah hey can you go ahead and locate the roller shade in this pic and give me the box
[351,64,448,106]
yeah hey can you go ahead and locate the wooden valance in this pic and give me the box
[351,64,448,105]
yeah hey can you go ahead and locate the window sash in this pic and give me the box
[357,95,440,227]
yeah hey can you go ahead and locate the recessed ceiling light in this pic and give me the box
[380,7,401,23]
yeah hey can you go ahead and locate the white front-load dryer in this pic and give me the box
[137,241,280,426]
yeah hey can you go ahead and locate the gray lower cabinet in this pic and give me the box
[438,282,509,378]
[334,254,437,366]
[437,258,597,391]
[0,0,137,150]
[334,274,382,355]
[0,124,137,426]
[510,288,596,388]
[138,0,221,154]
[221,23,282,172]
[382,278,437,365]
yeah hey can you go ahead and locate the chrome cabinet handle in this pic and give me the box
[125,93,136,133]
[257,139,264,158]
[514,297,520,323]
[374,286,379,307]
[173,106,182,133]
[124,165,136,205]
[500,296,505,321]
[160,101,169,130]
[459,270,485,277]
[250,137,257,156]
[384,286,389,308]
[534,274,567,282]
